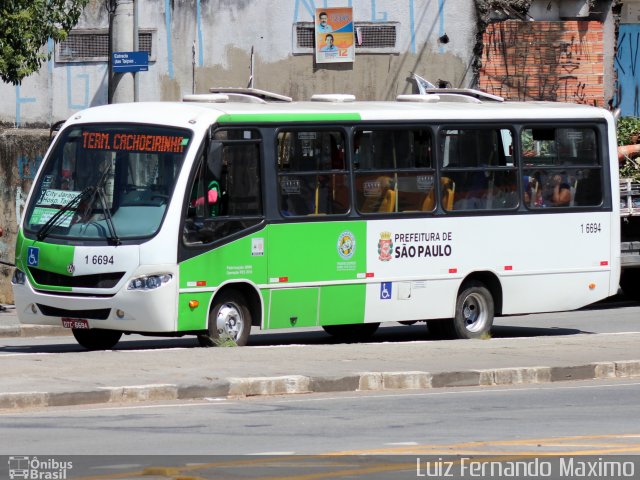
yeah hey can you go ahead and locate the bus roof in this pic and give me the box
[64,98,613,130]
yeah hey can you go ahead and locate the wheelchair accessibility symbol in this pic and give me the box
[380,282,392,300]
[27,247,39,267]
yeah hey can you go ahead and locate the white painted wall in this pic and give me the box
[0,0,479,126]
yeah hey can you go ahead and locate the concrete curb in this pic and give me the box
[0,325,70,338]
[1,360,639,411]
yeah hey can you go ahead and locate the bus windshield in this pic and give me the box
[24,124,191,242]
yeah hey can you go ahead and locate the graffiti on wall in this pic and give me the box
[17,155,43,180]
[479,20,604,106]
[614,24,640,116]
[15,155,42,224]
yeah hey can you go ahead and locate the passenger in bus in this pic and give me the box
[190,180,220,216]
[542,174,571,207]
[524,175,543,207]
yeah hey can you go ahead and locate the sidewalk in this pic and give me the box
[1,306,640,411]
[0,305,70,337]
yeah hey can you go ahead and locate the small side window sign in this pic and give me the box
[281,179,301,194]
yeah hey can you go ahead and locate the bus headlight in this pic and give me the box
[127,274,172,291]
[11,268,26,285]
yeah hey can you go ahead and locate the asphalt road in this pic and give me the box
[1,299,639,479]
[1,379,639,479]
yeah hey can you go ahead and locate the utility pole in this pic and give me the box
[110,0,135,103]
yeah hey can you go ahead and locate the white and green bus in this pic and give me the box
[11,89,620,349]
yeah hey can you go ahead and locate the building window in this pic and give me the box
[55,29,156,63]
[293,22,399,54]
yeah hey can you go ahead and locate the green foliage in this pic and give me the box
[617,117,640,182]
[617,116,640,146]
[213,333,238,347]
[620,157,640,182]
[0,0,89,85]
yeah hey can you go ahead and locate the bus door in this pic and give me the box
[179,128,266,331]
[267,128,366,329]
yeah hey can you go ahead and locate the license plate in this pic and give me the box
[61,318,89,329]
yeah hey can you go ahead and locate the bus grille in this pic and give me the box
[29,268,125,289]
[37,304,111,320]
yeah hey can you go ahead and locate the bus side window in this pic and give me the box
[441,128,517,211]
[277,130,348,216]
[522,127,601,209]
[184,129,263,245]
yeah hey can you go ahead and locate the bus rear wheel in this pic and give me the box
[72,329,122,350]
[449,281,494,339]
[322,323,380,342]
[198,290,252,347]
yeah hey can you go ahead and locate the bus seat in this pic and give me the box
[378,188,396,213]
[360,175,392,213]
[421,190,435,211]
[441,177,455,211]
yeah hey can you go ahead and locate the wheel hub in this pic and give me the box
[216,302,243,339]
[462,293,487,332]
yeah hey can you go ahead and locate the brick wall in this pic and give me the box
[479,20,604,106]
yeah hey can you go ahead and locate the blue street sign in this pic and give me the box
[112,51,149,73]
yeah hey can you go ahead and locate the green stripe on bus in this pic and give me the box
[217,113,361,123]
[178,291,211,331]
[16,231,74,291]
[177,222,368,331]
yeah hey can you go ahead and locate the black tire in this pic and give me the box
[450,281,494,339]
[72,329,122,350]
[620,269,640,302]
[322,323,380,342]
[198,289,252,347]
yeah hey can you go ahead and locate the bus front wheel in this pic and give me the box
[198,290,252,347]
[450,281,494,339]
[72,329,122,350]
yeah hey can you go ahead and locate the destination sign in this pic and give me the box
[82,132,189,153]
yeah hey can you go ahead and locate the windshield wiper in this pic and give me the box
[37,186,94,241]
[37,162,117,243]
[95,186,121,245]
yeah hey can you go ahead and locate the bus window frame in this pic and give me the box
[352,124,437,215]
[436,124,519,213]
[181,126,266,250]
[517,122,608,211]
[275,126,351,218]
